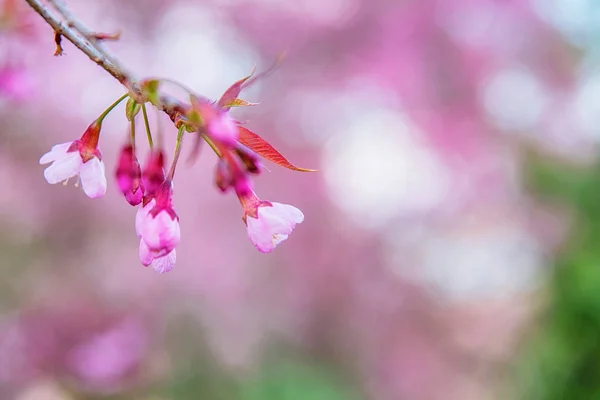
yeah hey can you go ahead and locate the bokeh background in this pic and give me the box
[1,0,600,398]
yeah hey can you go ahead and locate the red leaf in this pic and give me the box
[217,69,255,108]
[237,126,317,172]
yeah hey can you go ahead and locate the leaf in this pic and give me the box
[140,79,161,107]
[125,97,141,121]
[222,98,260,108]
[217,68,255,108]
[237,126,317,172]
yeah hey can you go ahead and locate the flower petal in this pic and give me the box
[208,113,239,145]
[246,217,277,253]
[245,202,304,253]
[149,249,176,274]
[135,200,155,238]
[138,239,154,267]
[141,211,180,252]
[43,151,82,184]
[80,157,107,198]
[39,141,73,164]
[269,202,305,224]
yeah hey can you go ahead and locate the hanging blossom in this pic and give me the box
[39,120,107,198]
[115,144,144,206]
[238,190,305,253]
[40,69,315,274]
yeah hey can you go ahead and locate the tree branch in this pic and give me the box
[24,0,189,123]
[24,0,140,99]
[48,0,125,68]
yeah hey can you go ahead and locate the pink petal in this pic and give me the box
[141,211,180,252]
[149,249,176,274]
[125,187,144,206]
[138,239,154,267]
[208,113,239,145]
[80,158,107,198]
[135,200,155,238]
[39,141,73,164]
[246,217,277,253]
[245,202,304,253]
[43,151,82,184]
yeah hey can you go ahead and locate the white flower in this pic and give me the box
[39,141,107,198]
[245,202,304,253]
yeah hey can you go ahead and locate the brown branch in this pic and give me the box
[47,0,125,68]
[53,31,63,56]
[23,0,188,124]
[24,0,138,95]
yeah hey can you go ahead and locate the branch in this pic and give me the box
[48,0,124,67]
[24,0,189,122]
[24,0,140,99]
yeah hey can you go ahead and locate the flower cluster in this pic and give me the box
[39,74,311,273]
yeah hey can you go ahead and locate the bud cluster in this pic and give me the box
[39,73,311,273]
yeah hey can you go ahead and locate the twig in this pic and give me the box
[24,0,137,94]
[47,0,124,69]
[25,0,193,130]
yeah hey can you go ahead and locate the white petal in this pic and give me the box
[80,157,107,198]
[272,233,289,246]
[43,152,82,184]
[39,141,73,164]
[150,249,176,274]
[246,217,276,253]
[269,202,305,224]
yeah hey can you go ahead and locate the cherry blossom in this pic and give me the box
[39,121,107,199]
[240,192,304,253]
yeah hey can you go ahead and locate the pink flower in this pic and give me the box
[115,144,144,206]
[207,111,239,146]
[241,193,304,253]
[39,121,106,198]
[135,184,179,273]
[138,239,176,274]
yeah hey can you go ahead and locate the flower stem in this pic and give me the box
[202,134,222,158]
[97,93,128,122]
[141,102,154,149]
[167,125,185,180]
[130,117,136,150]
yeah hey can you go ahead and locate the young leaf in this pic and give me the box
[217,68,255,108]
[140,79,161,107]
[237,126,317,172]
[125,97,141,121]
[222,98,260,108]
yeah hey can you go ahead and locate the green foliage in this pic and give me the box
[239,361,359,400]
[520,153,600,399]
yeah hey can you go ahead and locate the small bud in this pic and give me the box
[142,150,165,197]
[115,144,144,206]
[125,97,141,121]
[140,79,160,107]
[235,144,261,174]
[214,160,232,192]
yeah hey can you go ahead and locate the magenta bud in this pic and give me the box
[233,173,253,198]
[115,144,144,206]
[235,144,261,174]
[142,150,166,197]
[214,160,232,193]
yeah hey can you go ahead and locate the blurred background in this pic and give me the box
[1,0,600,398]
